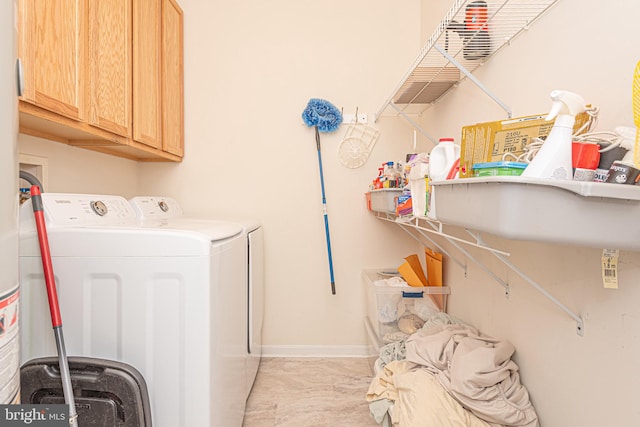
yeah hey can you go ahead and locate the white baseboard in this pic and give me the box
[261,345,375,358]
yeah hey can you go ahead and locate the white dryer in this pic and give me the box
[19,193,250,426]
[128,196,264,396]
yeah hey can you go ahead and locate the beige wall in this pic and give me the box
[137,0,423,354]
[19,134,139,196]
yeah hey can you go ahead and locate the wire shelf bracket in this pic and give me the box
[433,44,512,118]
[375,212,510,292]
[468,230,585,336]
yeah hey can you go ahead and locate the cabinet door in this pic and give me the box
[87,0,132,137]
[162,0,184,157]
[18,0,86,122]
[133,0,162,149]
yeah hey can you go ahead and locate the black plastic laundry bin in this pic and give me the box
[21,357,152,427]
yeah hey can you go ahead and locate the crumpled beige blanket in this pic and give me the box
[367,360,492,427]
[405,323,539,427]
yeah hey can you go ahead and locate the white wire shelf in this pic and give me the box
[372,209,584,336]
[375,0,560,123]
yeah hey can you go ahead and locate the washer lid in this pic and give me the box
[19,227,234,257]
[19,193,243,257]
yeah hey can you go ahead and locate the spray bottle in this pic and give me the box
[522,90,586,179]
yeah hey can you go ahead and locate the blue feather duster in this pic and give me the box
[301,98,342,294]
[302,98,343,133]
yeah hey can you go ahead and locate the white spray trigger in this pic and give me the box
[546,100,563,121]
[545,90,586,122]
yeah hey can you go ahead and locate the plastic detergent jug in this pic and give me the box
[522,90,586,179]
[408,154,429,217]
[429,138,461,181]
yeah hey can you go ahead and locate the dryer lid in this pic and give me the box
[138,218,243,241]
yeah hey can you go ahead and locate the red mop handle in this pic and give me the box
[30,185,63,328]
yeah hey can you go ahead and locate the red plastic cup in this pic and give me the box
[572,142,600,169]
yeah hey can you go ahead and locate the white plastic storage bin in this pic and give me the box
[430,176,640,250]
[363,269,450,345]
[370,189,403,214]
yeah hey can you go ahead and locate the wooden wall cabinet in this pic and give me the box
[18,0,87,122]
[18,0,184,162]
[133,0,162,150]
[89,0,132,138]
[161,0,184,158]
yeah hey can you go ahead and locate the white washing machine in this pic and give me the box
[19,193,251,426]
[128,196,264,397]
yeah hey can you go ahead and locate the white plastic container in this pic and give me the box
[363,269,450,345]
[430,176,640,250]
[409,162,429,217]
[429,138,461,182]
[370,189,402,213]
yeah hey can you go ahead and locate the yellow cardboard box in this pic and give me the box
[459,112,590,178]
[398,254,428,288]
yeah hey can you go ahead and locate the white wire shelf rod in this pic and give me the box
[401,225,467,271]
[412,217,511,257]
[418,222,510,292]
[434,44,512,118]
[388,103,438,144]
[468,230,585,336]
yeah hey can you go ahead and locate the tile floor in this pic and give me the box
[242,357,380,426]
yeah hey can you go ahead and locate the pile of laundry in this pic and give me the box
[366,315,539,427]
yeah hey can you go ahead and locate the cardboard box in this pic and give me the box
[398,254,428,288]
[459,112,591,178]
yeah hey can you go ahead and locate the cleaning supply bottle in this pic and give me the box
[377,167,384,188]
[394,162,405,187]
[522,90,586,179]
[382,162,392,188]
[429,138,461,181]
[408,154,429,217]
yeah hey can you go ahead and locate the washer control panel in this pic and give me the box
[22,193,138,227]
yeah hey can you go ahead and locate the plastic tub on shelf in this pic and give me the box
[369,189,403,214]
[364,192,372,211]
[430,176,640,250]
[363,269,450,345]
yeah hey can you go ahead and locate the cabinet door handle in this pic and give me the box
[15,58,24,97]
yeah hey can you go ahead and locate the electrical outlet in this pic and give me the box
[342,113,368,125]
